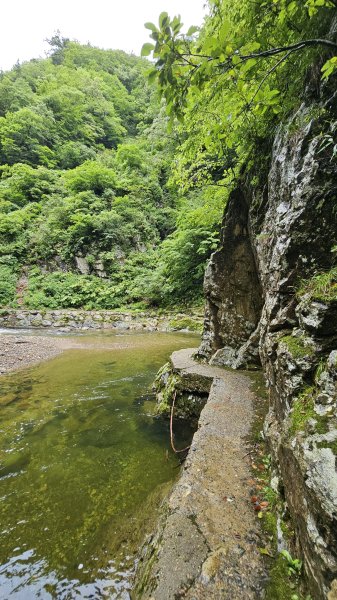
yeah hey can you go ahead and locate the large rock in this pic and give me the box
[199,187,263,362]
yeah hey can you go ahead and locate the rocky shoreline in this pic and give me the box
[0,308,203,333]
[0,309,203,376]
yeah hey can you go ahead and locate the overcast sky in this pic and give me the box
[0,0,208,72]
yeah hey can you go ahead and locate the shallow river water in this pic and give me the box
[0,331,198,599]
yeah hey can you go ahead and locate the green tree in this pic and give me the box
[0,163,62,208]
[0,106,56,165]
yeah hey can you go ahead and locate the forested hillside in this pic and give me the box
[1,1,337,597]
[1,0,336,313]
[0,36,221,310]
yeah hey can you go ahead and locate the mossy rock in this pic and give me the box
[155,372,180,417]
[317,438,337,455]
[155,370,208,422]
[153,362,171,393]
[290,386,330,437]
[297,267,337,303]
[168,316,202,333]
[172,391,208,423]
[265,554,301,600]
[279,335,314,360]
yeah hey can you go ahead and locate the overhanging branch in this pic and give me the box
[216,38,337,73]
[177,38,337,74]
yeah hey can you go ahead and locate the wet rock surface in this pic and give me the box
[154,348,228,423]
[135,349,267,599]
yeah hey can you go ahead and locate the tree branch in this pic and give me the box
[179,38,337,73]
[247,47,300,107]
[236,38,337,62]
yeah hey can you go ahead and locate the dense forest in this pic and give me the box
[0,0,336,311]
[0,36,222,310]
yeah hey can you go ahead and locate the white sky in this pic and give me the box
[0,0,208,72]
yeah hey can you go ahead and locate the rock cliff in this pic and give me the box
[199,90,337,598]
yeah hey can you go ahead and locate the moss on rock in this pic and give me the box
[290,387,330,436]
[265,554,302,600]
[280,335,314,360]
[168,316,202,332]
[317,439,337,455]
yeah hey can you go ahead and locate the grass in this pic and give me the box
[168,316,203,332]
[317,439,337,455]
[297,267,337,302]
[290,387,330,436]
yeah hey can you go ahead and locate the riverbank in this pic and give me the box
[0,333,67,375]
[0,309,203,333]
[0,329,202,376]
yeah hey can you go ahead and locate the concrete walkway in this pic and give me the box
[140,349,267,599]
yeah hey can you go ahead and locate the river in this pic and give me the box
[0,330,198,599]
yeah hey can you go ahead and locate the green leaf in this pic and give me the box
[218,20,231,44]
[321,56,337,80]
[171,16,183,34]
[259,547,274,557]
[141,43,155,57]
[240,58,257,74]
[159,12,169,29]
[144,22,158,32]
[186,25,199,37]
[147,69,158,84]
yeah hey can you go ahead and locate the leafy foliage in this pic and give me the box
[297,268,337,301]
[2,0,335,310]
[0,44,178,307]
[143,1,337,190]
[147,189,223,303]
[0,259,17,306]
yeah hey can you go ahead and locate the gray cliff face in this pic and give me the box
[200,99,337,598]
[200,187,263,366]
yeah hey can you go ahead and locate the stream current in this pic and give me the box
[0,330,198,599]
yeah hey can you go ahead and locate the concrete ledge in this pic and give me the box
[135,350,267,599]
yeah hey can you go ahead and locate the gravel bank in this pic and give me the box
[0,334,66,375]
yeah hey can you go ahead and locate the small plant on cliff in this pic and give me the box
[280,550,302,577]
[297,267,337,302]
[290,386,331,436]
